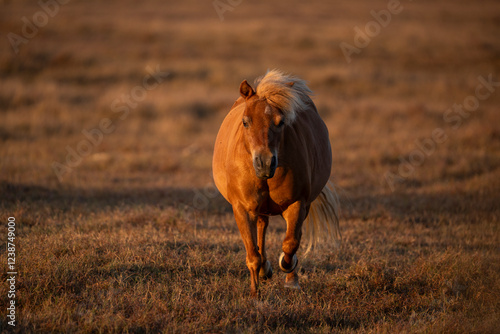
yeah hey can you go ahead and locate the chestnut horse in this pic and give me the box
[212,70,340,296]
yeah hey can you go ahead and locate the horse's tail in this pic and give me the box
[302,181,341,254]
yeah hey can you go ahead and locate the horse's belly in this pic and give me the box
[212,145,229,203]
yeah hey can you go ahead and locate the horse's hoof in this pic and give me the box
[279,252,298,273]
[284,280,300,289]
[259,260,273,279]
[284,273,300,289]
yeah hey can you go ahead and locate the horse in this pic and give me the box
[212,70,340,296]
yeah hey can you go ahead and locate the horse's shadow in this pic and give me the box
[341,187,495,226]
[3,179,493,232]
[2,180,493,260]
[0,181,232,215]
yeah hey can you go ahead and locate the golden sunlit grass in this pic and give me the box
[1,0,499,332]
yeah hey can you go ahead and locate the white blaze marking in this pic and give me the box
[264,105,272,115]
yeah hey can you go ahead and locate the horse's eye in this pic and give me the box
[277,120,285,128]
[242,118,249,128]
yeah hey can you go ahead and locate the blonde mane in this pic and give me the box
[255,70,313,125]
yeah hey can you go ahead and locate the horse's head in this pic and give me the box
[239,80,285,180]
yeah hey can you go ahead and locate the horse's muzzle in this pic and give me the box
[253,155,277,179]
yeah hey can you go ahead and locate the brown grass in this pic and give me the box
[1,0,499,332]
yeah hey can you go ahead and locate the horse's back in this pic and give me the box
[297,100,332,195]
[269,100,332,205]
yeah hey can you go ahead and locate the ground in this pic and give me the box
[0,0,499,332]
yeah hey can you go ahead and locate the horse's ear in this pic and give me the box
[240,80,255,99]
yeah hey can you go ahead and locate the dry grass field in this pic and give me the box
[1,0,500,332]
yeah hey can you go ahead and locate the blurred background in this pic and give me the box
[1,0,499,199]
[1,1,499,332]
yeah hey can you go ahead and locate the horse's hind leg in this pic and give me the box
[257,215,273,279]
[280,201,307,289]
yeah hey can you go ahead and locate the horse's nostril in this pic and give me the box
[270,156,277,169]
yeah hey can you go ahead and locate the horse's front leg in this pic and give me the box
[280,201,308,289]
[233,203,262,296]
[257,215,273,280]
